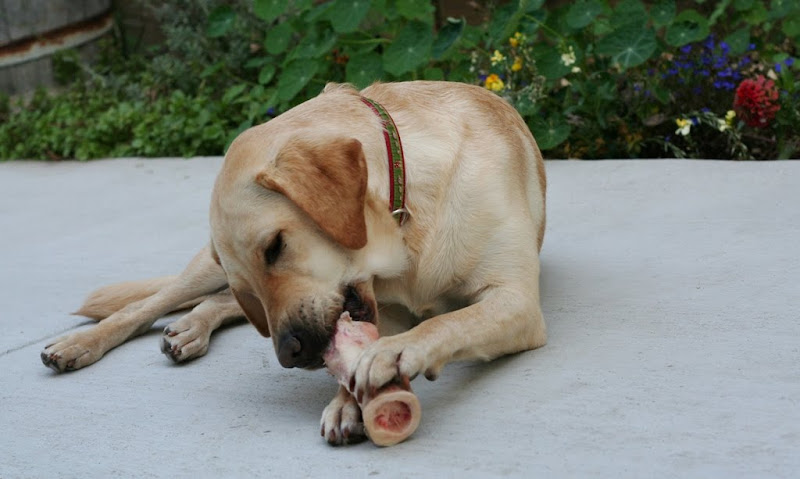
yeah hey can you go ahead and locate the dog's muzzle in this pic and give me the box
[275,285,374,369]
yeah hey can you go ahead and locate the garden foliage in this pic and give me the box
[0,0,797,160]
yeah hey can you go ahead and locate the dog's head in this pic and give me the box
[210,123,395,370]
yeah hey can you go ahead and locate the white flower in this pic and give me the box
[561,46,576,67]
[675,118,692,136]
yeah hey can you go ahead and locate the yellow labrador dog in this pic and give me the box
[41,81,547,444]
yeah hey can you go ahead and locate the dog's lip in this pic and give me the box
[342,285,375,324]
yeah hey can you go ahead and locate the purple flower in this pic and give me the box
[719,41,730,52]
[748,43,756,51]
[775,63,782,73]
[701,107,710,112]
[681,45,692,54]
[785,57,795,67]
[691,117,699,126]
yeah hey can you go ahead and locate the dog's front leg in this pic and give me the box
[41,245,226,372]
[320,385,366,445]
[350,288,546,401]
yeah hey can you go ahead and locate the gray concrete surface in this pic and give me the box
[1,158,798,478]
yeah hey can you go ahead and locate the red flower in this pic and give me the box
[733,75,780,128]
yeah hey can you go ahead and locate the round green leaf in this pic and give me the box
[207,6,235,38]
[277,61,319,101]
[567,0,603,29]
[326,0,371,33]
[396,0,436,22]
[346,52,383,88]
[488,2,518,44]
[290,27,337,59]
[665,10,710,46]
[724,28,751,55]
[742,1,767,25]
[513,93,539,116]
[533,49,571,79]
[650,0,676,27]
[597,23,656,69]
[768,0,794,20]
[383,21,433,76]
[529,116,570,150]
[265,22,293,55]
[432,18,465,59]
[611,0,647,27]
[783,15,800,36]
[526,0,546,12]
[592,17,614,36]
[254,0,288,23]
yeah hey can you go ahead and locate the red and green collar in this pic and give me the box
[360,97,408,226]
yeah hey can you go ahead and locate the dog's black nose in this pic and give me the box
[276,330,327,369]
[277,333,302,368]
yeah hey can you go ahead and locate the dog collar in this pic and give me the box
[360,97,408,225]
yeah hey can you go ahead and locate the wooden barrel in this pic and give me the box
[0,0,113,95]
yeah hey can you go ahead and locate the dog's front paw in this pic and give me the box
[321,386,366,446]
[40,332,103,372]
[350,334,441,403]
[160,316,211,363]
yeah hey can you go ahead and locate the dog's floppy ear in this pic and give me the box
[256,137,368,250]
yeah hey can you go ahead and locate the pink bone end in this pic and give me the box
[323,312,421,446]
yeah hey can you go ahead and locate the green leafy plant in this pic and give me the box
[466,0,799,159]
[0,0,797,160]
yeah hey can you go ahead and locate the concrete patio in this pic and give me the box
[1,158,798,478]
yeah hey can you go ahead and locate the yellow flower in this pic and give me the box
[485,73,505,92]
[725,110,736,125]
[509,32,525,48]
[490,50,505,66]
[675,118,692,136]
[512,57,523,72]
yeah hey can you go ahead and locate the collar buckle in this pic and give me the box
[391,207,410,225]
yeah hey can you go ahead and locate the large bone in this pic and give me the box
[323,312,421,446]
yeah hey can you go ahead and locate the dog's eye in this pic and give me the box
[265,232,284,266]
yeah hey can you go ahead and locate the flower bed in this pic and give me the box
[1,0,797,160]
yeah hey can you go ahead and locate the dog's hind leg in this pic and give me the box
[160,290,243,363]
[73,276,208,320]
[41,244,227,373]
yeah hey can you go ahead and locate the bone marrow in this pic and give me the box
[324,313,421,446]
